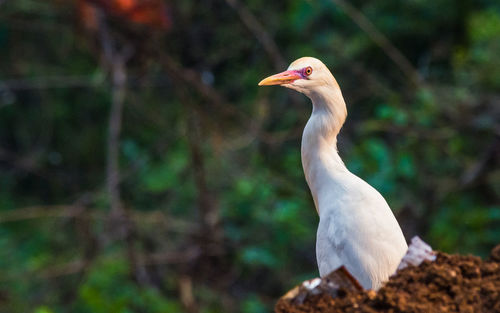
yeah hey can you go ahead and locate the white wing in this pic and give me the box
[315,171,407,289]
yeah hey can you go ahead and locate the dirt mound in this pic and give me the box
[276,244,500,313]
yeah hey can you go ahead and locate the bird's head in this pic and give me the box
[258,57,339,99]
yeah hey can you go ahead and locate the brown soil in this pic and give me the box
[276,244,500,313]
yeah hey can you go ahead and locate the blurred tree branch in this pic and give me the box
[0,75,104,90]
[179,275,198,313]
[159,55,241,118]
[224,0,286,69]
[159,55,305,149]
[0,205,197,233]
[187,109,222,247]
[329,0,422,86]
[104,43,129,220]
[0,246,203,282]
[94,10,153,286]
[461,135,500,187]
[170,67,225,268]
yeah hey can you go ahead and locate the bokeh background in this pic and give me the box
[0,0,499,312]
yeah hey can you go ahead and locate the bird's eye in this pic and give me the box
[304,66,313,76]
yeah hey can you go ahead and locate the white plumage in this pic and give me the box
[259,57,407,289]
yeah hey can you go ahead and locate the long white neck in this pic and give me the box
[301,85,348,214]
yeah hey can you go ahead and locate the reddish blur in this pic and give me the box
[78,0,171,30]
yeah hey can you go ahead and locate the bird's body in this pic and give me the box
[259,57,407,289]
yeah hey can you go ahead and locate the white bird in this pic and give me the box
[259,57,407,290]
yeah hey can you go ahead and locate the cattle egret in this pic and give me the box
[259,57,407,289]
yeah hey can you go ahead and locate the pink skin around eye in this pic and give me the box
[300,67,312,78]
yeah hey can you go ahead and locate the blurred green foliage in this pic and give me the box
[0,0,499,312]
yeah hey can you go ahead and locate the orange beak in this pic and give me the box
[258,70,302,86]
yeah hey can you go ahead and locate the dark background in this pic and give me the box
[0,0,499,312]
